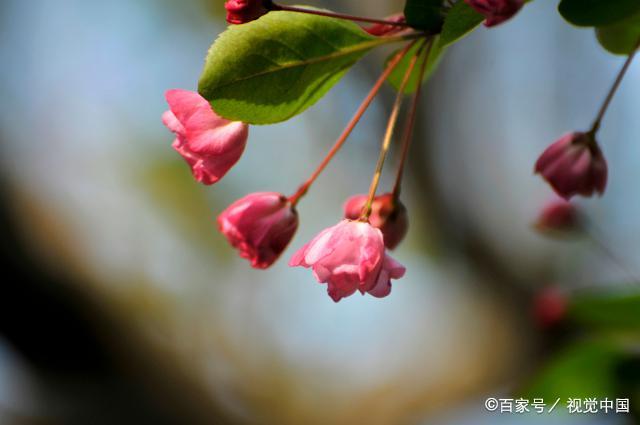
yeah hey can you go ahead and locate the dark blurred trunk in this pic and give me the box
[0,178,241,425]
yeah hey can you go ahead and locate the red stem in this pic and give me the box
[392,38,434,200]
[588,35,640,136]
[288,41,417,206]
[360,40,426,221]
[272,4,410,27]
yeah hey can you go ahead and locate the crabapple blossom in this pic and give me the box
[534,132,607,200]
[289,220,405,302]
[162,89,248,185]
[218,192,298,269]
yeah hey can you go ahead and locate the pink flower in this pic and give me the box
[162,89,248,185]
[343,193,408,250]
[225,0,270,24]
[534,132,607,200]
[289,220,405,302]
[534,198,581,235]
[464,0,524,27]
[364,13,407,37]
[218,192,299,269]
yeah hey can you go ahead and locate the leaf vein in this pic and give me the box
[210,38,388,92]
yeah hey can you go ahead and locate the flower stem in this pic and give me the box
[586,227,640,284]
[392,38,433,200]
[360,40,426,221]
[288,40,417,206]
[588,36,640,136]
[272,3,410,27]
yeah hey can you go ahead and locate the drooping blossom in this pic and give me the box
[218,192,298,269]
[364,13,407,37]
[225,0,271,24]
[534,197,582,235]
[534,132,607,200]
[464,0,524,27]
[162,89,248,185]
[289,220,405,302]
[343,193,408,250]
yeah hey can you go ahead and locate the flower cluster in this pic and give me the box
[162,88,407,301]
[163,0,636,302]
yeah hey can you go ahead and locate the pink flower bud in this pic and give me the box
[343,193,408,250]
[364,13,407,37]
[225,0,270,24]
[534,132,607,200]
[534,197,582,235]
[464,0,524,27]
[532,287,567,329]
[289,220,405,302]
[162,89,248,185]
[218,192,298,269]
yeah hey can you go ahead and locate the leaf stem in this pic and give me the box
[360,40,426,221]
[288,40,418,206]
[588,36,640,136]
[392,38,434,200]
[272,3,410,27]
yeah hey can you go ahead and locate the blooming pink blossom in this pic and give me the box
[343,193,408,250]
[218,192,298,269]
[289,220,405,302]
[464,0,524,27]
[534,132,607,200]
[225,0,270,24]
[534,198,581,235]
[162,89,248,185]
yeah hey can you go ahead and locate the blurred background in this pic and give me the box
[0,0,639,424]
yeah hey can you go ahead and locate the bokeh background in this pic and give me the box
[1,0,639,424]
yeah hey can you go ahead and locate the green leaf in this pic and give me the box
[569,290,640,330]
[438,1,484,48]
[596,12,640,55]
[198,9,388,124]
[521,339,624,400]
[558,0,640,27]
[386,37,447,94]
[404,0,445,32]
